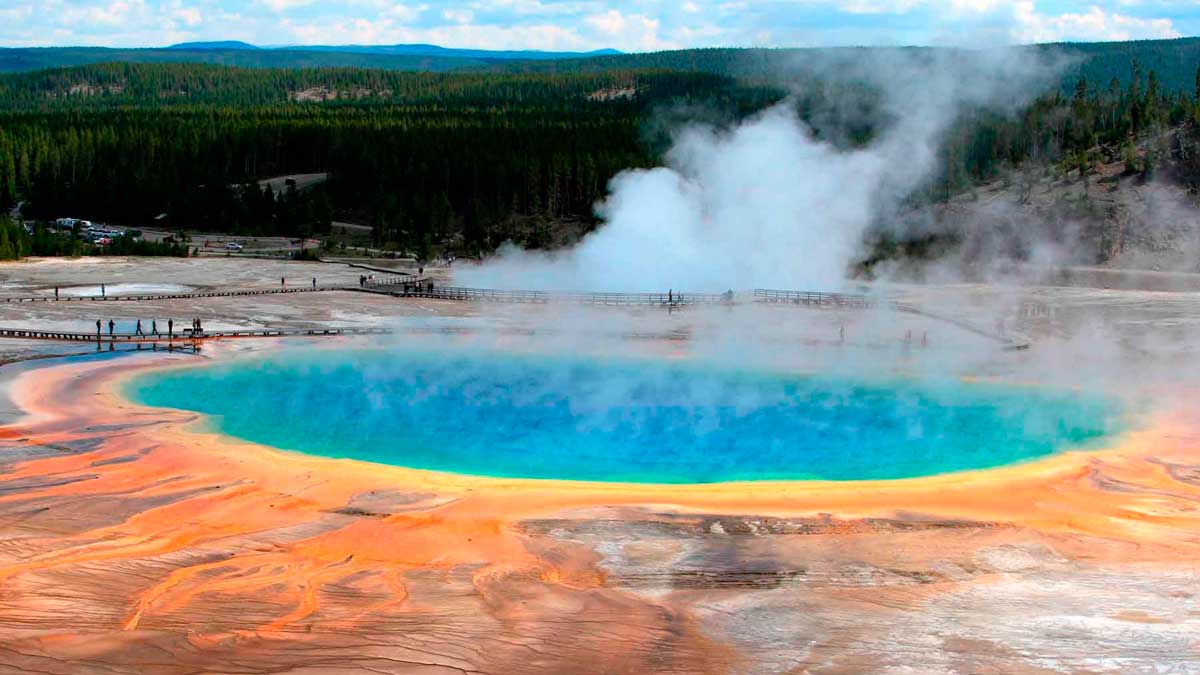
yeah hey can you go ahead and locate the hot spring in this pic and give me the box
[127,349,1125,483]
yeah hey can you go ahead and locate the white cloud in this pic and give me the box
[382,4,427,23]
[256,0,318,12]
[841,0,923,15]
[583,9,674,51]
[469,0,601,18]
[172,6,203,26]
[0,4,35,23]
[947,0,1008,12]
[443,8,475,24]
[60,0,148,27]
[1012,2,1180,42]
[285,16,591,50]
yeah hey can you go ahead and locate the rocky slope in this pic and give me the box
[889,125,1200,282]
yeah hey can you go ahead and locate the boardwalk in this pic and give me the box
[0,287,337,304]
[0,280,1027,349]
[360,279,730,306]
[751,288,1024,347]
[0,327,393,344]
[753,288,882,309]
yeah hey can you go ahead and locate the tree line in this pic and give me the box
[1,59,1198,259]
[0,64,783,256]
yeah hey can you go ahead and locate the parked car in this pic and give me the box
[225,242,244,252]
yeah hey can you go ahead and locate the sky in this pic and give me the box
[0,1,1195,52]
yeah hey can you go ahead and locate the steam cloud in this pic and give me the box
[458,48,1060,293]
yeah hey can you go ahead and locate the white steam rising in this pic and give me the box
[458,49,1059,292]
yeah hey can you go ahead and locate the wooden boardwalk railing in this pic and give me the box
[753,289,880,309]
[0,327,393,343]
[0,280,1028,349]
[361,280,732,306]
[0,287,339,303]
[752,288,1024,348]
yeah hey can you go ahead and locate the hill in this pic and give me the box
[873,122,1200,283]
[282,44,621,60]
[1048,38,1200,94]
[167,41,260,51]
[503,40,1200,95]
[4,38,1200,94]
[0,47,493,74]
[0,43,623,74]
[0,64,782,253]
[0,62,776,109]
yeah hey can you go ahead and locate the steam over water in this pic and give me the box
[458,51,1056,292]
[129,349,1123,483]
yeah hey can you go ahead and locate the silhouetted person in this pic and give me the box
[135,320,144,336]
[669,289,673,303]
[108,320,114,336]
[312,277,316,289]
[96,319,101,339]
[151,320,158,336]
[100,284,106,298]
[168,319,173,338]
[281,277,285,288]
[54,287,59,299]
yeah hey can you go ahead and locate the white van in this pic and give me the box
[225,242,244,252]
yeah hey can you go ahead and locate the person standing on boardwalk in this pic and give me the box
[96,319,101,339]
[151,320,158,336]
[54,287,59,300]
[168,319,173,338]
[312,277,316,289]
[100,284,105,298]
[135,320,144,336]
[107,319,114,336]
[281,277,285,288]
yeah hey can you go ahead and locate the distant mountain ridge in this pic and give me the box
[0,42,624,74]
[167,41,259,51]
[261,43,622,60]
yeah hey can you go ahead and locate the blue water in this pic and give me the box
[126,349,1125,483]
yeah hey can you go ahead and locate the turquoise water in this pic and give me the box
[127,349,1124,483]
